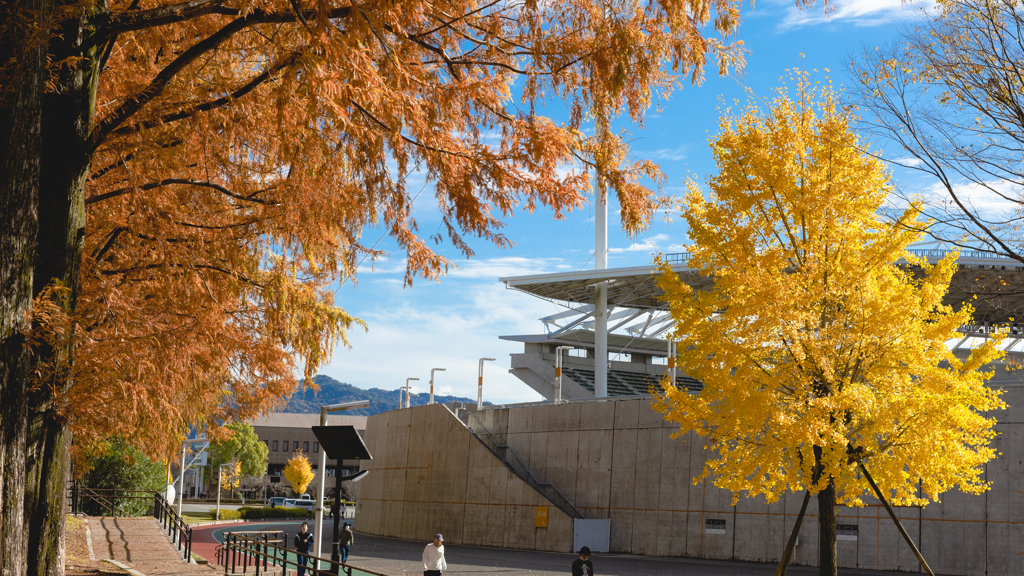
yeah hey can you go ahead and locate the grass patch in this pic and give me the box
[183,511,215,523]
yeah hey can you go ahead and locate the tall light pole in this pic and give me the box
[554,346,571,403]
[428,368,446,404]
[477,358,495,410]
[404,377,419,408]
[177,437,207,517]
[315,400,370,571]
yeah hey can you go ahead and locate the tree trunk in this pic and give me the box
[23,11,100,576]
[817,479,838,576]
[0,0,50,573]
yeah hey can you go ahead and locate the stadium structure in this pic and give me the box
[356,239,1024,576]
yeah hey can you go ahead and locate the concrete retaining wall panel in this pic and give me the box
[549,402,581,432]
[637,399,665,429]
[733,494,770,562]
[987,521,1024,576]
[787,490,818,567]
[608,509,634,553]
[360,397,1021,570]
[630,510,659,555]
[528,405,551,433]
[579,401,615,431]
[613,399,640,429]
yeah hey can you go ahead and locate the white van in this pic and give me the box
[284,498,330,516]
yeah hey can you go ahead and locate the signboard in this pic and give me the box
[535,506,549,528]
[837,525,858,542]
[704,519,726,534]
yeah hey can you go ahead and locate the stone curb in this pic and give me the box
[102,559,147,576]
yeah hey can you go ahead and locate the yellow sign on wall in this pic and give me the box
[535,506,549,528]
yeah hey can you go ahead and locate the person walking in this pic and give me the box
[338,523,354,564]
[571,546,593,576]
[421,533,447,576]
[295,522,314,576]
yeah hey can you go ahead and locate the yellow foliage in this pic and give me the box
[654,75,1006,508]
[220,461,241,491]
[283,452,316,496]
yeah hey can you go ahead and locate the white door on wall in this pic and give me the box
[573,519,610,553]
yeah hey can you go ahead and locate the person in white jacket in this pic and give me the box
[422,533,447,576]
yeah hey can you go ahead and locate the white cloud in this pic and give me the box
[447,256,570,280]
[778,0,936,30]
[322,282,556,404]
[645,145,689,162]
[609,233,672,254]
[915,179,1023,216]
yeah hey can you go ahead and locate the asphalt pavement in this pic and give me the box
[199,520,921,576]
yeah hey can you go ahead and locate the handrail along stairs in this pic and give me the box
[461,409,584,520]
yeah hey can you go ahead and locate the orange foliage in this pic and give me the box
[34,0,751,461]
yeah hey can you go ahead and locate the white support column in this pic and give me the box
[555,346,571,402]
[594,165,608,398]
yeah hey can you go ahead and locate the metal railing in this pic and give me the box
[154,491,193,561]
[67,483,155,517]
[462,410,584,519]
[669,248,1021,265]
[218,531,388,576]
[905,248,1016,261]
[664,252,692,264]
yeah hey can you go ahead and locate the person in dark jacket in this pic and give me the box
[338,523,354,564]
[295,522,314,576]
[571,546,593,576]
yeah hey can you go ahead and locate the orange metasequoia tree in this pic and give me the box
[0,0,762,573]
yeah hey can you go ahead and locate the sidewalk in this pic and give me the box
[87,517,220,576]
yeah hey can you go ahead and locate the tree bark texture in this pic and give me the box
[0,0,49,573]
[1,4,95,576]
[23,12,100,576]
[817,480,838,576]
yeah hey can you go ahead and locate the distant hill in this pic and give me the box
[284,374,484,416]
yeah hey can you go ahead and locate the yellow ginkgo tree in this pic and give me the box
[283,452,316,497]
[654,76,1006,576]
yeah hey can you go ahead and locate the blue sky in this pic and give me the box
[318,0,938,404]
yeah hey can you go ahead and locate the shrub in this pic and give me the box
[209,508,242,520]
[239,506,308,519]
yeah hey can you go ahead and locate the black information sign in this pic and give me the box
[704,518,727,534]
[837,524,858,542]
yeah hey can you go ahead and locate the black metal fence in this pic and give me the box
[67,483,155,517]
[217,531,387,576]
[154,491,193,560]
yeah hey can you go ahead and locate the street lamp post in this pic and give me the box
[177,437,207,517]
[554,346,571,403]
[404,378,419,408]
[477,358,495,410]
[315,400,370,571]
[428,368,446,404]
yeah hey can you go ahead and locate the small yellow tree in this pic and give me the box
[220,461,241,494]
[655,77,1006,576]
[283,452,315,496]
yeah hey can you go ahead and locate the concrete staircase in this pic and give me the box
[455,407,585,520]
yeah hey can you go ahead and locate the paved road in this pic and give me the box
[196,520,918,576]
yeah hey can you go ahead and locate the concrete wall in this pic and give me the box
[355,403,573,552]
[358,392,1024,575]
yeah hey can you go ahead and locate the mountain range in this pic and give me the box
[283,374,485,416]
